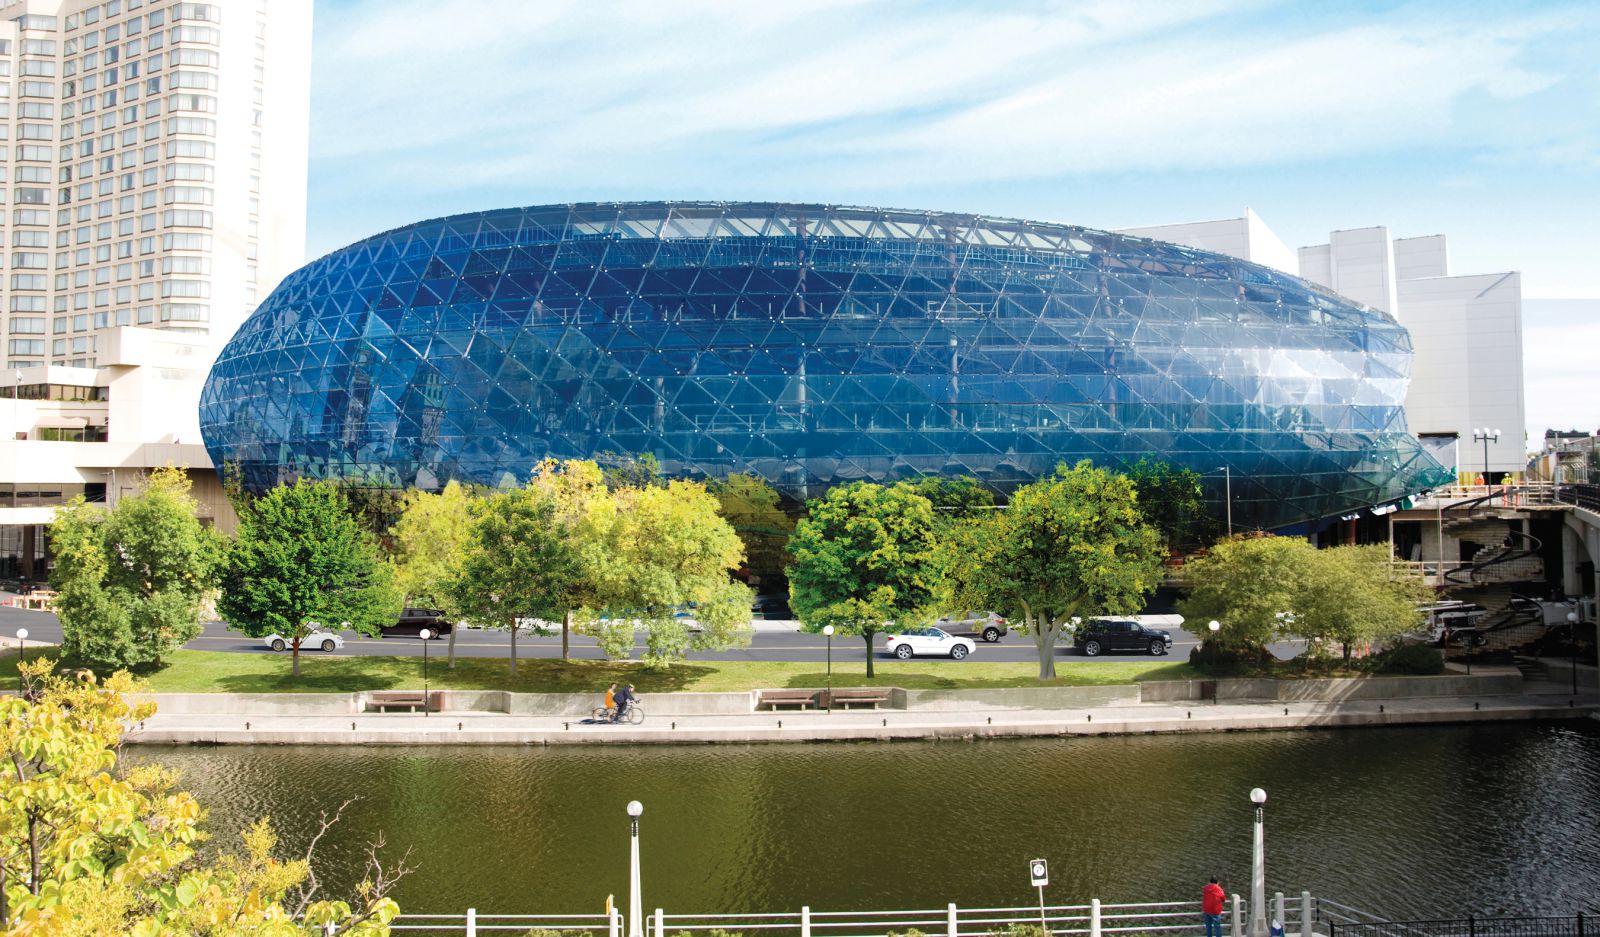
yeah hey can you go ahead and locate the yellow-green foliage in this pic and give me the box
[0,660,401,934]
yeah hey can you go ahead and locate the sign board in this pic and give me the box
[1029,858,1048,887]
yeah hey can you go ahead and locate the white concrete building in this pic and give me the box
[0,0,310,579]
[1117,212,1527,482]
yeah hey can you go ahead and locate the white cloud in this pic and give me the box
[310,0,1591,191]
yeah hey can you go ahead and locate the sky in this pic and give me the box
[305,0,1600,443]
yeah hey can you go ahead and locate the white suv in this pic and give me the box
[884,627,976,660]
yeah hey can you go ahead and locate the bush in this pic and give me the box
[1189,640,1266,676]
[1367,642,1444,675]
[989,926,1048,937]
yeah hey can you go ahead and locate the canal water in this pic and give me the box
[127,723,1600,919]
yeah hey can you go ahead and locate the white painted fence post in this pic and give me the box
[948,903,959,937]
[1090,898,1101,937]
[1274,892,1285,933]
[1300,893,1313,937]
[1231,895,1243,937]
[610,907,621,937]
[655,908,664,937]
[466,907,477,937]
[802,906,812,937]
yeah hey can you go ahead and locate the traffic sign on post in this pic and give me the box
[1030,859,1048,887]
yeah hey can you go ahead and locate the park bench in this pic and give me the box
[821,688,892,710]
[756,689,818,710]
[367,691,432,713]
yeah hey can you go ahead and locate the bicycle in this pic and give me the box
[590,702,645,725]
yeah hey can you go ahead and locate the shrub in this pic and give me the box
[1189,640,1266,676]
[989,925,1049,937]
[1368,642,1445,675]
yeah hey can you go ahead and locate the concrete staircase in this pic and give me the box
[1441,518,1544,585]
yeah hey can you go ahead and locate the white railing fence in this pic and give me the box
[389,892,1330,937]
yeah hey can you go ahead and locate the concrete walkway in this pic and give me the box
[125,687,1599,746]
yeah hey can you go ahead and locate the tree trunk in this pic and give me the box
[563,609,572,660]
[509,619,518,676]
[291,636,301,677]
[28,811,40,895]
[864,632,875,679]
[1033,614,1057,681]
[447,620,458,671]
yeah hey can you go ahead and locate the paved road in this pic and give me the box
[0,604,1201,663]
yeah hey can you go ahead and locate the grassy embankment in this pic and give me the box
[0,648,1198,694]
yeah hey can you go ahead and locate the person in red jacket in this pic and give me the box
[1202,878,1226,937]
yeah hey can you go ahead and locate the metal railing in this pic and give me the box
[386,892,1331,937]
[1326,914,1590,937]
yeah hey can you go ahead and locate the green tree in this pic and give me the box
[1124,457,1213,550]
[597,451,664,490]
[942,462,1166,680]
[527,459,617,660]
[49,466,219,673]
[905,475,996,522]
[585,479,753,667]
[709,473,796,592]
[787,481,943,679]
[218,480,401,677]
[336,474,409,543]
[445,485,582,676]
[1176,534,1319,655]
[390,481,476,669]
[1296,544,1432,664]
[1,661,403,934]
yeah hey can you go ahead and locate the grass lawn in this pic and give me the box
[0,648,1199,694]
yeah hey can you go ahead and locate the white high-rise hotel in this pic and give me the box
[0,0,310,578]
[1118,211,1526,483]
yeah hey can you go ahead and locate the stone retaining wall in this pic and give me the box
[128,671,1529,717]
[1138,671,1523,703]
[893,685,1140,711]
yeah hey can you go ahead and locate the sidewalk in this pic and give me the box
[124,688,1599,746]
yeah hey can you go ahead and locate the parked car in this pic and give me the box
[381,607,452,639]
[1073,618,1172,656]
[937,611,1008,643]
[264,628,344,653]
[751,593,792,620]
[884,627,976,660]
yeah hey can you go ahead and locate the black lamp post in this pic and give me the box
[1568,607,1580,697]
[823,624,834,712]
[419,628,432,716]
[1473,428,1500,485]
[16,628,27,664]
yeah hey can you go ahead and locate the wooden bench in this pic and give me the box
[821,688,892,710]
[756,689,819,711]
[368,691,432,713]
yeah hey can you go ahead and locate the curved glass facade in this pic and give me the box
[200,202,1449,529]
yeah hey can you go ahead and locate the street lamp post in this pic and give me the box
[1473,428,1500,485]
[1568,607,1580,697]
[16,627,27,664]
[823,624,834,712]
[626,801,644,937]
[1249,788,1268,937]
[419,629,432,716]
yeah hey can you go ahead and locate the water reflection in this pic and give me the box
[127,723,1600,918]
